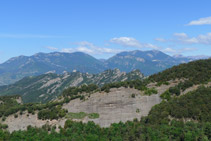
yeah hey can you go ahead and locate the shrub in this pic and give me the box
[160,90,171,100]
[14,114,18,118]
[0,124,8,129]
[131,94,136,98]
[65,112,87,119]
[144,88,158,95]
[88,113,100,119]
[169,86,180,96]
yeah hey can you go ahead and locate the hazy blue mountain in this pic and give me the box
[0,69,144,103]
[173,54,210,62]
[0,52,106,86]
[0,50,206,86]
[104,50,183,76]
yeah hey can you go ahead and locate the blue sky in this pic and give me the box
[0,0,211,63]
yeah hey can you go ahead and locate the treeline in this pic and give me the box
[0,95,22,118]
[100,79,147,92]
[0,84,101,120]
[0,86,210,140]
[149,59,211,84]
[160,80,194,99]
[146,86,211,125]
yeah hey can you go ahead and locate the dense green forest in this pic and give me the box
[149,59,211,84]
[0,86,210,140]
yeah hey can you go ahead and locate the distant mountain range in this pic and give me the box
[0,69,143,103]
[0,50,209,86]
[0,52,105,86]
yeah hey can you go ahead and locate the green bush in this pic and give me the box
[88,113,99,119]
[131,94,136,98]
[169,86,180,96]
[38,106,67,120]
[0,124,8,129]
[144,88,158,95]
[14,114,18,118]
[65,112,87,119]
[160,90,171,100]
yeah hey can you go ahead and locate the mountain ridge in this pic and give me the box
[0,50,209,86]
[0,69,144,103]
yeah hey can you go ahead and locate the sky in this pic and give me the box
[0,0,211,63]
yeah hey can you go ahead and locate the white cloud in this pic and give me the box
[45,46,58,51]
[155,38,166,42]
[110,37,159,49]
[61,41,121,55]
[110,37,141,48]
[187,17,211,25]
[162,48,177,54]
[176,33,211,44]
[173,33,188,38]
[162,47,197,55]
[157,32,211,45]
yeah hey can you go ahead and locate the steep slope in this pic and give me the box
[149,58,211,84]
[105,50,185,76]
[0,59,211,140]
[1,86,210,140]
[0,52,106,86]
[0,69,144,103]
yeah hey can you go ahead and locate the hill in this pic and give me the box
[0,69,144,103]
[0,50,203,86]
[149,58,211,83]
[0,59,210,140]
[0,52,106,86]
[105,50,190,75]
[0,67,210,140]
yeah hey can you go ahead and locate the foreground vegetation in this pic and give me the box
[0,86,210,140]
[0,59,210,121]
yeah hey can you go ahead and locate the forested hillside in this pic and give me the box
[0,86,210,140]
[0,69,143,103]
[0,59,210,140]
[149,58,211,84]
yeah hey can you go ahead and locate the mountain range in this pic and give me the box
[0,50,209,86]
[0,69,143,103]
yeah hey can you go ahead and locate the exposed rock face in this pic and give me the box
[2,81,178,132]
[62,82,177,127]
[63,87,161,127]
[4,112,66,133]
[0,69,144,103]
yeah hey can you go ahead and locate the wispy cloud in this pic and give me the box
[156,32,211,45]
[61,41,122,55]
[110,37,159,49]
[162,47,197,54]
[187,17,211,26]
[0,34,70,38]
[45,46,58,51]
[154,38,166,42]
